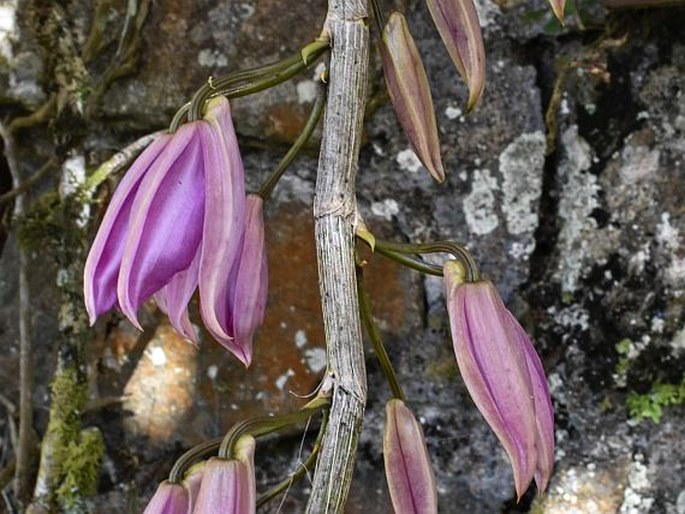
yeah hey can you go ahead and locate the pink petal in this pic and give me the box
[197,97,246,362]
[154,247,201,344]
[117,123,205,328]
[514,319,555,492]
[84,134,171,324]
[227,194,268,366]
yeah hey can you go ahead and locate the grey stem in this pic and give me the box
[305,1,369,513]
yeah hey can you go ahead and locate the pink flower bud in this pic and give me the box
[381,12,445,183]
[443,261,554,498]
[426,0,486,111]
[384,399,438,514]
[192,435,256,514]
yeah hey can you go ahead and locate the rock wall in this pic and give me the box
[0,1,683,512]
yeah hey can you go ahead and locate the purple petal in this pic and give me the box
[513,318,555,492]
[143,480,189,514]
[197,97,246,362]
[384,399,438,514]
[154,247,201,344]
[84,133,171,324]
[381,12,445,183]
[444,266,537,499]
[117,122,205,328]
[227,194,268,366]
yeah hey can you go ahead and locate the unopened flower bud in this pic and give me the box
[384,399,438,514]
[381,12,445,183]
[426,0,486,111]
[443,261,554,498]
[192,435,256,514]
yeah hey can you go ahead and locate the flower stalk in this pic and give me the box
[186,39,330,122]
[258,81,327,200]
[356,262,405,401]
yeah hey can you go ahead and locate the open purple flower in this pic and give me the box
[443,260,554,499]
[84,96,258,365]
[384,399,438,514]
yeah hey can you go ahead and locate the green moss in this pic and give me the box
[56,428,104,512]
[627,374,685,423]
[37,365,103,510]
[16,191,64,251]
[614,338,632,385]
[45,366,88,473]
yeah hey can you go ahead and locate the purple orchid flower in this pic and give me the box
[443,260,555,499]
[84,96,262,365]
[384,399,438,514]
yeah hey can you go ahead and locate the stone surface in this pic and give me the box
[0,1,684,513]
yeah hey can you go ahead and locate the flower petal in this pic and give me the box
[198,97,246,361]
[381,12,445,183]
[514,318,555,492]
[227,194,268,366]
[143,480,189,514]
[154,247,201,344]
[117,123,205,328]
[84,133,171,325]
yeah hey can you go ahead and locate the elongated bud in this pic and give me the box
[384,399,438,514]
[381,12,445,183]
[443,261,555,499]
[426,0,486,111]
[192,435,256,514]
